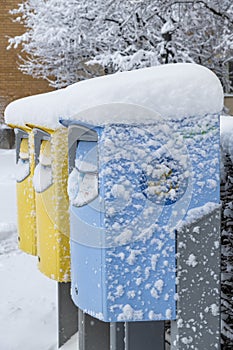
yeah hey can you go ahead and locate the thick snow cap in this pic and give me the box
[5,63,223,128]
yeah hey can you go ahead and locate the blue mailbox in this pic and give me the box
[62,111,220,323]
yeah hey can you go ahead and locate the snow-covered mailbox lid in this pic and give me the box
[59,63,223,322]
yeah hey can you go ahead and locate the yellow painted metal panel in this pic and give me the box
[36,128,70,282]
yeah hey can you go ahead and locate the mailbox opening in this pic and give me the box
[33,132,53,193]
[68,141,98,207]
[16,137,30,183]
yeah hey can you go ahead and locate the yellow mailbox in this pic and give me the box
[9,124,37,255]
[32,126,70,282]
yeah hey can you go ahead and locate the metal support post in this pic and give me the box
[125,321,165,350]
[110,322,125,350]
[78,309,110,350]
[171,208,221,349]
[58,282,79,348]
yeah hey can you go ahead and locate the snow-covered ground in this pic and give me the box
[0,149,64,350]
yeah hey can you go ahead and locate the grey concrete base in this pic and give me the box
[0,126,15,149]
[58,282,79,348]
[171,207,221,350]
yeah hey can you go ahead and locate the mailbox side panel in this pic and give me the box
[177,114,220,210]
[36,185,59,278]
[69,129,106,318]
[100,123,178,322]
[35,128,70,282]
[70,237,104,318]
[69,200,106,318]
[16,176,37,255]
[100,115,219,322]
[53,129,71,281]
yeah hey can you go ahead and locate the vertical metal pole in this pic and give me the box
[58,282,79,348]
[110,322,125,350]
[125,321,165,350]
[171,208,221,349]
[78,309,110,350]
[78,309,85,350]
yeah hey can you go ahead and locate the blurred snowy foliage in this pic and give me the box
[220,116,233,348]
[7,0,233,90]
[221,153,233,348]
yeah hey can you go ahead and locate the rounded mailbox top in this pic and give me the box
[5,63,223,128]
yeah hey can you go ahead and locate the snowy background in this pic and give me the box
[0,149,77,350]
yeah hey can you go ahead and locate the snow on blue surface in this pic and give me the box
[69,113,219,322]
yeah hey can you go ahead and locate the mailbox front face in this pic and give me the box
[33,128,70,282]
[68,126,104,315]
[69,114,220,322]
[15,128,37,256]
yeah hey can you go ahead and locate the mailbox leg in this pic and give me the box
[58,282,79,348]
[125,321,165,350]
[78,309,110,350]
[171,208,221,349]
[110,322,125,350]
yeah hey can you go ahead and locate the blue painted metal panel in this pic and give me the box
[67,114,220,322]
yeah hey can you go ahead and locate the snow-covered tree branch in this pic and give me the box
[7,0,233,91]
